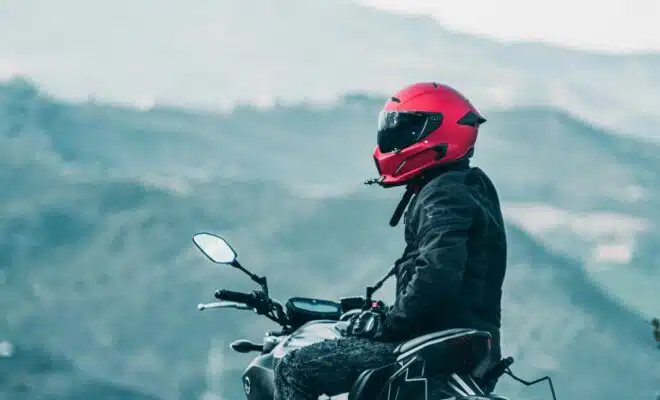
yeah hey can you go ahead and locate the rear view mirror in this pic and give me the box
[192,233,237,264]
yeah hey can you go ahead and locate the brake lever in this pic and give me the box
[197,301,252,311]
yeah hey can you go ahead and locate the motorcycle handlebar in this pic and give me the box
[214,289,256,305]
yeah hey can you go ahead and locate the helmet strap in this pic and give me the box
[388,158,470,227]
[389,184,416,227]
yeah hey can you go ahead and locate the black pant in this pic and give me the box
[274,337,398,400]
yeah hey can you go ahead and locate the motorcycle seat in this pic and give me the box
[393,328,480,356]
[393,328,492,376]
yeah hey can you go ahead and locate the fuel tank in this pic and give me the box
[272,320,343,359]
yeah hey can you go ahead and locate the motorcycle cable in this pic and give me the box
[251,291,289,328]
[504,367,557,400]
[365,262,399,305]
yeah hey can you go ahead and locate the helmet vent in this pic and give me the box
[457,111,487,127]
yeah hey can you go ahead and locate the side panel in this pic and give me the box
[244,353,276,400]
[384,356,488,400]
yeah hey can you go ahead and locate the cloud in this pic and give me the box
[503,203,648,239]
[359,0,660,52]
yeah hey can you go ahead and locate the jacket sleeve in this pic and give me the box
[375,183,475,341]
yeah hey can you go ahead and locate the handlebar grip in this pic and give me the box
[214,289,255,304]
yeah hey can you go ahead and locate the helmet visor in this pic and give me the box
[377,111,443,153]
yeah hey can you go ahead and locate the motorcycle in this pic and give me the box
[192,232,558,400]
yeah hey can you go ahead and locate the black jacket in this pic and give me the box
[375,162,507,360]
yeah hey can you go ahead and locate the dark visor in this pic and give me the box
[377,111,444,153]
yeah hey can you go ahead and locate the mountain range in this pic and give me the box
[1,78,659,399]
[2,0,660,140]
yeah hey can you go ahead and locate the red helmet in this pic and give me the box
[372,82,486,187]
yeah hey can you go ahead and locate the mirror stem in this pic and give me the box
[232,260,269,295]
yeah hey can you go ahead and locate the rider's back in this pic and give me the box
[396,163,507,361]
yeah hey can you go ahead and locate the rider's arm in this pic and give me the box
[375,182,475,341]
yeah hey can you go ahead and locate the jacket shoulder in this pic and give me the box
[415,168,476,208]
[406,169,476,233]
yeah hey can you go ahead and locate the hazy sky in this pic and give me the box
[1,0,658,114]
[360,0,660,52]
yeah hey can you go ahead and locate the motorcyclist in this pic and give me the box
[274,82,508,400]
